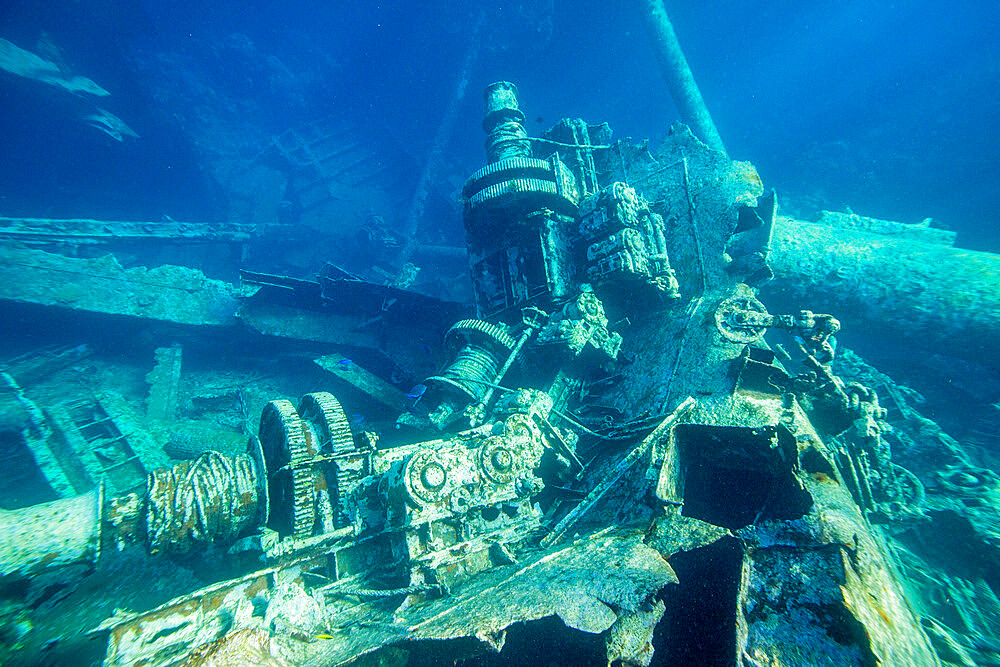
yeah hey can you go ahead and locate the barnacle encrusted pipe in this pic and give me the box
[0,487,103,579]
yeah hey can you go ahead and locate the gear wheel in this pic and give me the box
[298,392,354,455]
[259,399,315,539]
[447,319,517,351]
[298,392,361,528]
[463,156,556,197]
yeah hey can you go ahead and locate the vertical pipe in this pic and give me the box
[639,0,727,154]
[400,13,485,245]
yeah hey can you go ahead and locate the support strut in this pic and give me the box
[638,0,727,154]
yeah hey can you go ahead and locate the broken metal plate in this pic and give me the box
[315,353,406,412]
[95,567,280,666]
[295,527,676,665]
[94,527,676,666]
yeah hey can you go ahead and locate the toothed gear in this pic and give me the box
[259,399,315,539]
[463,157,556,198]
[447,319,517,351]
[258,400,298,473]
[463,152,579,217]
[298,392,354,455]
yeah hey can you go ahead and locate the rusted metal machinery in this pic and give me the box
[3,81,952,666]
[462,82,679,320]
[0,447,264,577]
[638,0,727,154]
[0,387,556,589]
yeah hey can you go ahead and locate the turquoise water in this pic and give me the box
[0,2,997,665]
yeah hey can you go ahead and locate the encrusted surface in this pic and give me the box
[0,78,992,667]
[0,247,240,326]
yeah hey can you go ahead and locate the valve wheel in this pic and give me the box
[715,294,769,343]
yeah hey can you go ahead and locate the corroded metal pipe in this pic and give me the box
[0,450,266,579]
[638,0,727,154]
[0,488,103,579]
[765,217,1000,370]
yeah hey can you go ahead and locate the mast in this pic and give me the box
[639,0,727,154]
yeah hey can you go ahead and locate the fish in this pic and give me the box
[82,107,140,142]
[337,358,353,367]
[405,384,427,401]
[0,37,109,96]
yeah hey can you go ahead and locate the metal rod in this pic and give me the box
[400,12,485,246]
[638,0,727,154]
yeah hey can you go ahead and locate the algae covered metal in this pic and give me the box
[2,79,988,666]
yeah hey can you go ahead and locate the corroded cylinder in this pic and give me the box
[483,81,524,126]
[483,81,530,163]
[145,451,264,554]
[765,217,1000,370]
[0,488,102,579]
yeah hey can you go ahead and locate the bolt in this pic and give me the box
[421,462,446,490]
[491,448,513,472]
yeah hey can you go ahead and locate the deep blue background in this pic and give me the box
[1,0,997,249]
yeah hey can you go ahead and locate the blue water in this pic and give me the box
[1,3,999,664]
[0,0,997,249]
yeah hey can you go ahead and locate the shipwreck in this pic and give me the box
[1,4,998,666]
